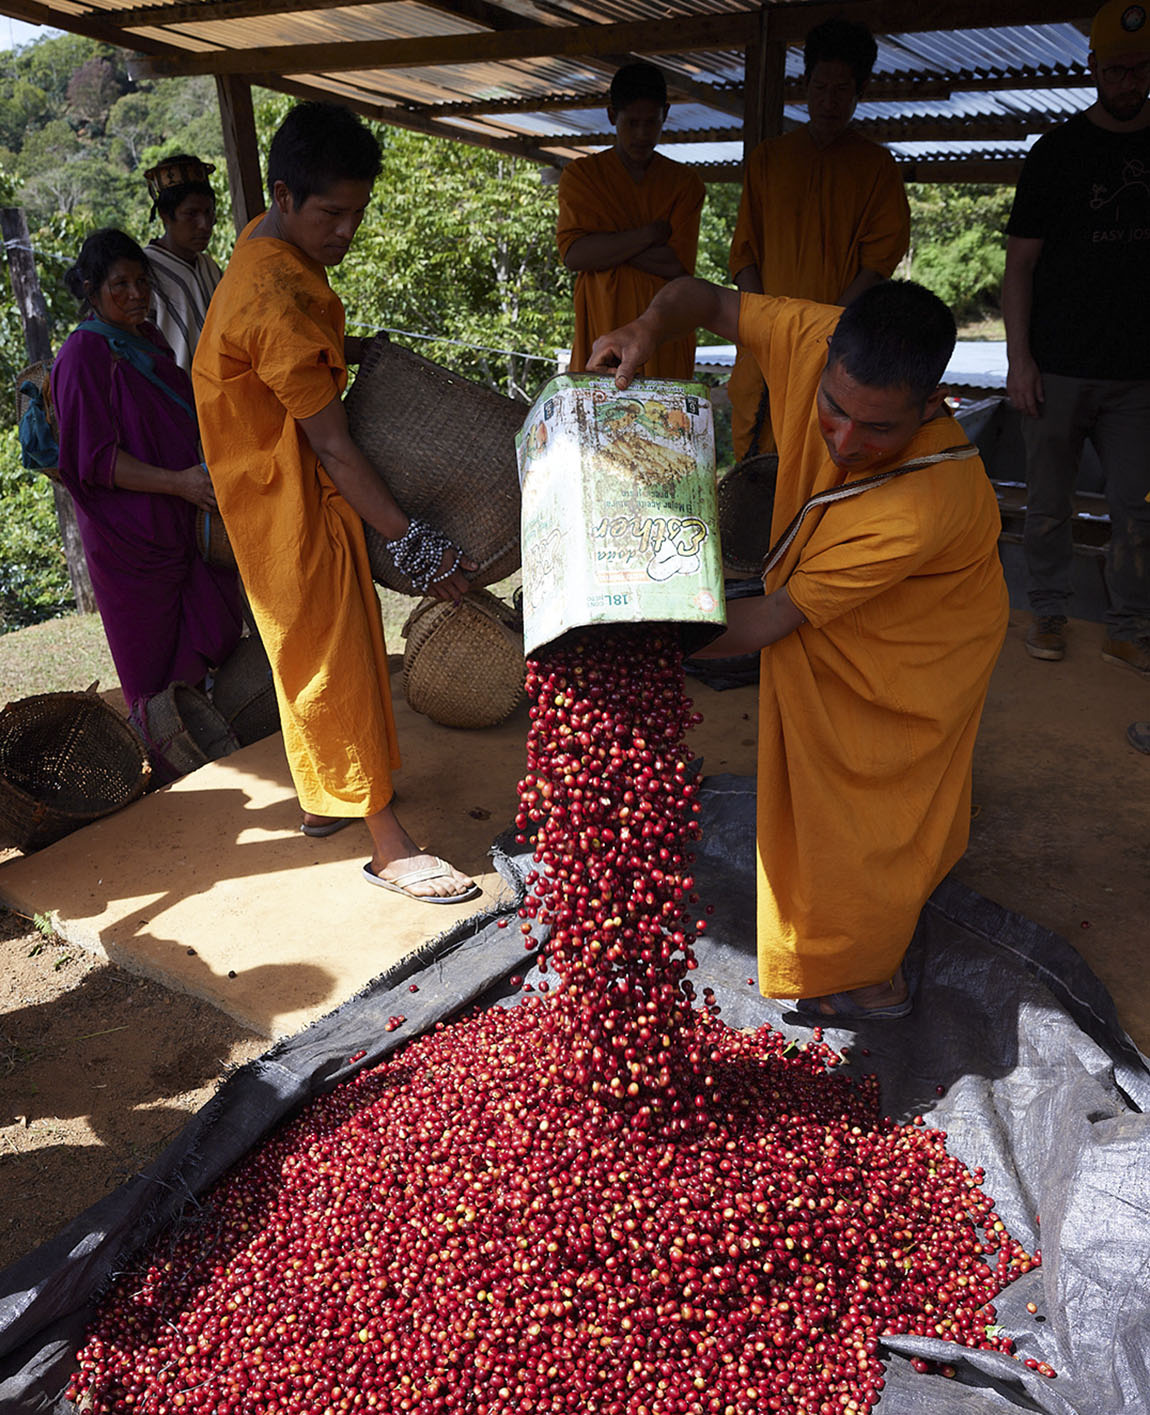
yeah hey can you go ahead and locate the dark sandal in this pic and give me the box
[793,990,913,1024]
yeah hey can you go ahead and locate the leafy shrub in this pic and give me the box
[0,428,74,632]
[905,184,1014,324]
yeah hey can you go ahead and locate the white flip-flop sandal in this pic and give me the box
[362,859,481,905]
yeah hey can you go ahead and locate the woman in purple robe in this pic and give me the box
[52,229,243,715]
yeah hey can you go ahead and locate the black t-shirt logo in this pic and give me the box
[1090,157,1150,221]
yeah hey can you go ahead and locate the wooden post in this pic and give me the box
[743,3,787,160]
[215,75,266,234]
[0,207,97,615]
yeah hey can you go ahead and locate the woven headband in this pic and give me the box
[144,158,216,202]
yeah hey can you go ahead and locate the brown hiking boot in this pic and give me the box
[1025,615,1066,661]
[1102,636,1150,676]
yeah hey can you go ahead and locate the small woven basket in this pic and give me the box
[401,590,525,729]
[211,634,279,747]
[195,507,237,569]
[717,452,778,577]
[16,361,60,484]
[133,683,238,781]
[344,336,525,595]
[0,691,150,852]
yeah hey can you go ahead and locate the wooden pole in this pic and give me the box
[0,207,97,615]
[215,75,266,234]
[742,5,787,162]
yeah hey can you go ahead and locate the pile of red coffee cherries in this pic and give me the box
[68,629,1044,1415]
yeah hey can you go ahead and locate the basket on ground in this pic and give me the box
[717,452,778,577]
[133,683,237,782]
[345,336,525,594]
[211,634,279,746]
[401,589,524,729]
[0,690,150,852]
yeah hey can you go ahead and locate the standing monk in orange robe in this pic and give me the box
[557,61,705,381]
[589,278,1007,1023]
[193,102,479,904]
[727,18,910,459]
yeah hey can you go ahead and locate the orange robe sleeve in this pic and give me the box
[733,294,1009,999]
[193,223,401,818]
[557,149,704,380]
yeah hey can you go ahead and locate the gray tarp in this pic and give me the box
[2,775,1147,1414]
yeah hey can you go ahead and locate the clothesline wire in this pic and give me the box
[345,319,559,367]
[5,240,562,369]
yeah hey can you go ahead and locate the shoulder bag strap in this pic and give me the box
[79,317,197,423]
[760,442,980,579]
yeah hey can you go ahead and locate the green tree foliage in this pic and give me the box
[332,129,572,401]
[0,29,1017,634]
[904,183,1013,324]
[696,180,740,291]
[65,54,125,134]
[1,33,223,232]
[0,430,71,631]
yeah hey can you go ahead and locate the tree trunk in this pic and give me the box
[1,206,97,614]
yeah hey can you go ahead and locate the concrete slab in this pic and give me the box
[0,665,759,1039]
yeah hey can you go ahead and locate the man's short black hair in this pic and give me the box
[803,17,878,92]
[609,61,668,112]
[826,281,956,406]
[267,101,383,207]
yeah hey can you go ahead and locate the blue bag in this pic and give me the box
[17,373,59,472]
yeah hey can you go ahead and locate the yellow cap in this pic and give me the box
[1091,0,1150,60]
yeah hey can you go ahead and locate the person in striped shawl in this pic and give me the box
[143,154,223,374]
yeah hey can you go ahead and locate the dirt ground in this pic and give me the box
[0,908,266,1272]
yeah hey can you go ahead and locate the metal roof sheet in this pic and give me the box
[0,0,1103,178]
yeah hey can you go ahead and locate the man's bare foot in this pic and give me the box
[364,852,478,902]
[365,803,477,902]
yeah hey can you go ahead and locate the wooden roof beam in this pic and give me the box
[694,153,1028,185]
[117,0,743,118]
[268,74,570,164]
[425,63,1091,122]
[0,0,175,54]
[762,1,1094,42]
[97,0,404,28]
[131,1,1099,82]
[133,12,760,78]
[527,109,1053,147]
[897,156,1027,182]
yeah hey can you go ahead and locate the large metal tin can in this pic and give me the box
[516,374,726,656]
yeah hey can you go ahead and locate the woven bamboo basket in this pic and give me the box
[211,634,280,747]
[0,691,150,852]
[717,452,778,577]
[344,336,525,595]
[401,589,525,729]
[133,683,238,780]
[16,361,60,484]
[195,507,237,569]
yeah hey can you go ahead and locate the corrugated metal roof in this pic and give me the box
[0,0,1103,178]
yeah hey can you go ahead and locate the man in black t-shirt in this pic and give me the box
[1004,0,1150,673]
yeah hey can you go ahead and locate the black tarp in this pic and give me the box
[2,775,1147,1414]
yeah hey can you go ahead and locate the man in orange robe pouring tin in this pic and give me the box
[589,278,1008,1022]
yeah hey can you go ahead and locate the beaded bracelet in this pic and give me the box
[385,517,464,593]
